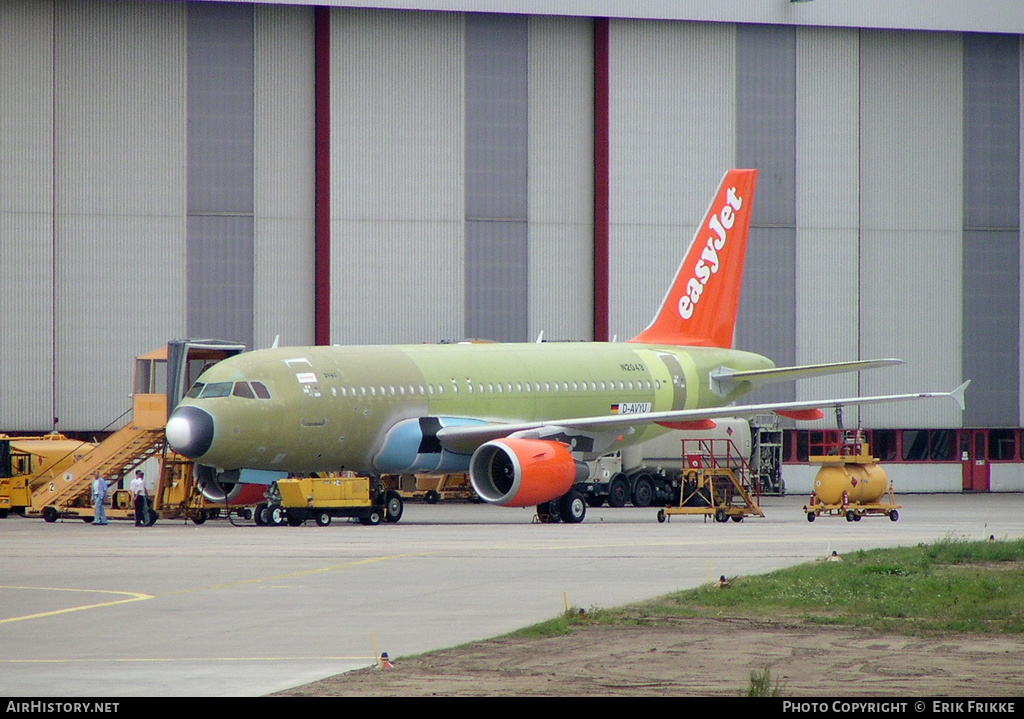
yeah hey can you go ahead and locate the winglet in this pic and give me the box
[950,380,970,411]
[628,169,758,348]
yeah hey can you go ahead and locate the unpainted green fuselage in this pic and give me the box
[176,342,774,474]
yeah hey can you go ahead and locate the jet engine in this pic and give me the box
[469,438,589,507]
[195,465,263,505]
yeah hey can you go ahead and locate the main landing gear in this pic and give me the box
[536,490,587,524]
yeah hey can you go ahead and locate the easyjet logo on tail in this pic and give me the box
[627,168,757,349]
[678,186,743,320]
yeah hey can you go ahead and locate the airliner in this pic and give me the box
[165,169,968,522]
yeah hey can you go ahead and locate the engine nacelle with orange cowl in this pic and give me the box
[469,438,589,508]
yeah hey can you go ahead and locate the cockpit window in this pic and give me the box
[232,382,255,399]
[199,382,232,398]
[251,381,271,399]
[185,382,205,399]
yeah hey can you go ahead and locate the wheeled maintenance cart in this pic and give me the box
[803,431,900,523]
[380,472,479,504]
[261,476,404,527]
[656,437,764,523]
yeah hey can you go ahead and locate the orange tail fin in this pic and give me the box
[628,168,757,348]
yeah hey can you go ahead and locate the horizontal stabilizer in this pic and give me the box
[709,358,903,397]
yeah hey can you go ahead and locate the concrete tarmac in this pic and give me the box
[0,493,1020,697]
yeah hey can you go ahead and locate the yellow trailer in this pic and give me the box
[264,476,404,527]
[803,432,900,523]
[380,472,478,504]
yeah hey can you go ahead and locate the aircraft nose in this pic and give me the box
[166,406,216,459]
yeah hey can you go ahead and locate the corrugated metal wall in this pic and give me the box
[526,16,594,341]
[2,2,1023,435]
[186,1,254,352]
[858,31,964,428]
[254,4,317,350]
[0,0,54,430]
[53,0,187,429]
[734,23,797,405]
[329,8,464,345]
[961,32,1021,428]
[464,13,529,343]
[608,20,736,340]
[794,27,862,422]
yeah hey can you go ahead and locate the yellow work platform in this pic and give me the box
[657,438,764,524]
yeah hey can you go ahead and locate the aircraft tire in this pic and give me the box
[606,477,629,508]
[536,501,562,523]
[560,491,586,524]
[384,491,403,523]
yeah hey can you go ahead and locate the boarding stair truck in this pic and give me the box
[576,418,780,507]
[10,340,246,524]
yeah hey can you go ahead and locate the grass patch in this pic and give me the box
[506,605,620,639]
[747,666,786,697]
[625,536,1024,635]
[510,536,1024,638]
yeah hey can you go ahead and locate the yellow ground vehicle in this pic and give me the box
[0,434,93,518]
[262,476,404,527]
[803,431,901,522]
[656,437,764,523]
[381,472,478,503]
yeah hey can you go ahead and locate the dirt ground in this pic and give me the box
[277,617,1024,697]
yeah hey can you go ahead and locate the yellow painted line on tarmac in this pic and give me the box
[158,552,423,597]
[1,655,376,664]
[0,586,153,625]
[0,554,422,624]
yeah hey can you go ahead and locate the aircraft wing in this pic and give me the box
[435,381,970,455]
[709,358,904,396]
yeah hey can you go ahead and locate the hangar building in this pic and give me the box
[2,0,1022,489]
